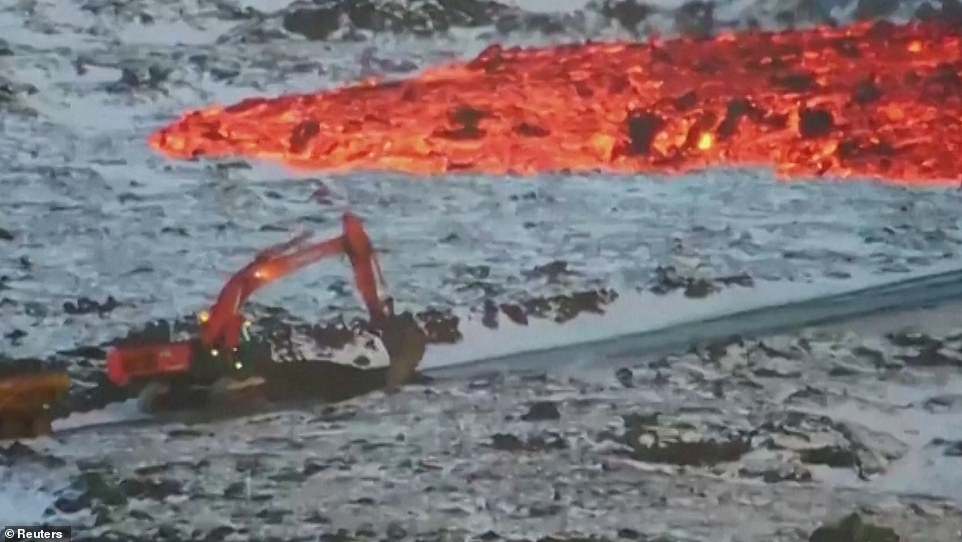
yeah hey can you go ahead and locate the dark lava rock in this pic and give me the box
[282,0,508,40]
[752,365,802,378]
[500,303,528,325]
[521,401,561,421]
[77,458,113,472]
[799,108,834,139]
[529,503,563,517]
[156,525,182,541]
[494,11,576,35]
[386,523,407,539]
[270,467,309,483]
[854,0,899,20]
[491,432,566,452]
[305,510,331,524]
[625,436,751,466]
[929,438,962,456]
[57,345,107,359]
[92,504,112,526]
[54,493,92,514]
[0,227,13,241]
[740,464,813,483]
[223,481,246,499]
[886,329,940,349]
[160,225,189,237]
[306,321,356,350]
[199,526,237,542]
[684,278,718,298]
[897,346,961,367]
[852,345,891,369]
[799,446,858,468]
[650,265,688,294]
[0,441,65,468]
[4,328,27,343]
[852,77,883,104]
[167,428,204,439]
[303,458,330,476]
[491,433,526,451]
[916,0,962,25]
[675,1,714,38]
[68,472,127,507]
[63,296,119,316]
[522,289,616,324]
[257,508,290,524]
[922,394,962,412]
[119,477,183,500]
[716,273,754,288]
[133,459,206,476]
[482,299,499,329]
[626,110,665,155]
[809,512,900,542]
[524,260,575,282]
[320,530,354,542]
[417,308,463,343]
[622,415,750,466]
[615,367,634,388]
[128,509,153,521]
[600,0,654,31]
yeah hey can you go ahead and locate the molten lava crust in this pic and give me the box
[152,21,962,185]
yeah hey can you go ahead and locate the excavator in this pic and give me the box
[0,212,422,435]
[104,211,426,411]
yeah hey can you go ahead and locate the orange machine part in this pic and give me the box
[105,342,193,387]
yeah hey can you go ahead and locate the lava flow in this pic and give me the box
[151,21,962,185]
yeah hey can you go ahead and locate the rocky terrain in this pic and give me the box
[4,304,962,540]
[3,0,962,540]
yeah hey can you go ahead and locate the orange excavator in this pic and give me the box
[105,212,425,408]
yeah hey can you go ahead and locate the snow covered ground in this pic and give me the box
[1,0,962,539]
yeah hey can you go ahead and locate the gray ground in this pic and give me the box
[6,300,962,541]
[3,0,962,540]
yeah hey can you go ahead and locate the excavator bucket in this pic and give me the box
[0,371,71,439]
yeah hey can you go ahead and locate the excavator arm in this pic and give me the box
[201,213,388,350]
[106,212,390,387]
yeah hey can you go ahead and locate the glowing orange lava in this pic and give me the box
[151,21,962,185]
